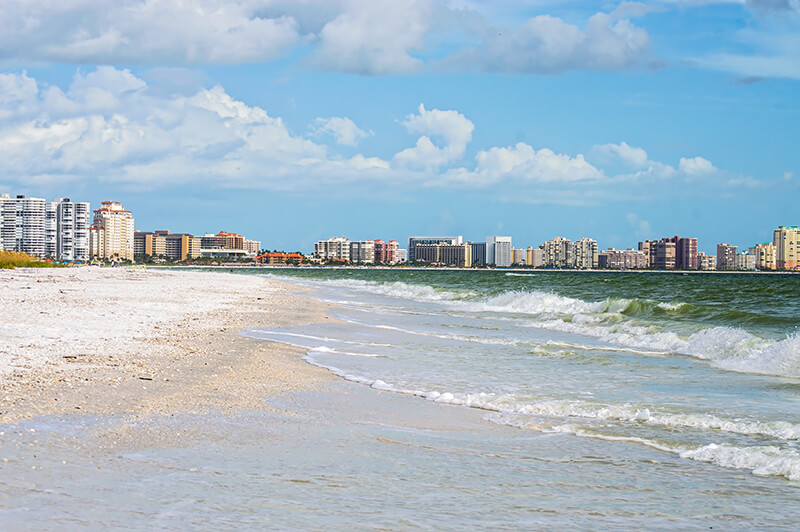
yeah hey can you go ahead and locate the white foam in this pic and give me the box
[681,443,800,481]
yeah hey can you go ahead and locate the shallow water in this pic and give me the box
[2,383,800,530]
[3,268,800,529]
[247,269,800,486]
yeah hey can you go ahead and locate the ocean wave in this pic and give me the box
[681,443,800,481]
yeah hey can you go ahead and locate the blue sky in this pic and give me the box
[0,0,798,253]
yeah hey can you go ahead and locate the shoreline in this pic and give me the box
[0,267,334,424]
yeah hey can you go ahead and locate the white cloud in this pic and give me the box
[0,68,739,200]
[393,104,474,168]
[0,0,655,75]
[447,8,652,73]
[589,141,649,169]
[310,0,432,75]
[311,116,372,146]
[679,156,717,176]
[0,0,302,65]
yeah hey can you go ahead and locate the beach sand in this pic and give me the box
[0,266,334,424]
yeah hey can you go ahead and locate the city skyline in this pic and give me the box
[0,1,798,252]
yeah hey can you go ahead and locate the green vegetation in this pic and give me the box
[0,250,62,269]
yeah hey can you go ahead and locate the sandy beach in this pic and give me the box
[0,266,333,424]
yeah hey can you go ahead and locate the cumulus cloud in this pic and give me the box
[0,0,302,65]
[0,0,655,75]
[310,0,432,75]
[0,68,737,199]
[311,116,373,146]
[589,141,650,169]
[393,104,474,168]
[679,156,717,176]
[445,8,652,73]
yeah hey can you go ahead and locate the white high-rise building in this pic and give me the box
[54,198,90,262]
[90,201,135,261]
[349,240,375,263]
[314,237,351,261]
[0,194,47,257]
[486,236,512,267]
[573,238,599,269]
[1,194,90,260]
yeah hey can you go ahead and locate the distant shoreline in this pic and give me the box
[165,264,800,275]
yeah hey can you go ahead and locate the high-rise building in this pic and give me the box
[374,239,399,264]
[408,236,462,263]
[698,252,716,271]
[470,242,487,267]
[735,251,756,271]
[0,195,47,257]
[716,243,738,271]
[52,198,90,261]
[89,201,135,261]
[244,240,261,255]
[751,242,776,270]
[675,236,699,270]
[543,237,572,268]
[598,248,648,269]
[349,240,375,263]
[773,226,799,270]
[573,238,599,269]
[314,237,351,261]
[486,236,512,267]
[414,243,471,267]
[526,247,543,268]
[511,247,526,266]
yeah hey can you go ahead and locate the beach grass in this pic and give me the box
[0,250,62,269]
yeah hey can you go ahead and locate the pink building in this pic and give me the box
[374,239,399,264]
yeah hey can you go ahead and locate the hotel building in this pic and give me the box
[408,236,462,263]
[89,201,135,261]
[414,243,472,268]
[543,237,573,268]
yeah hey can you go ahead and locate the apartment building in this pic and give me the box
[89,201,134,261]
[574,238,599,269]
[374,239,399,264]
[543,237,573,268]
[598,248,649,269]
[314,237,351,261]
[511,247,526,266]
[0,194,89,261]
[736,251,756,271]
[716,243,738,271]
[470,242,487,267]
[751,242,776,270]
[774,226,799,270]
[526,247,543,268]
[698,252,716,271]
[350,240,375,263]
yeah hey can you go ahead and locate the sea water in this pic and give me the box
[3,268,800,529]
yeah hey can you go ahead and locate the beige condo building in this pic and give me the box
[773,226,799,270]
[89,201,134,261]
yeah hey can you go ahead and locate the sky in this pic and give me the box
[0,0,798,254]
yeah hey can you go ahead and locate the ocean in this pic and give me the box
[249,268,800,524]
[3,268,799,529]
